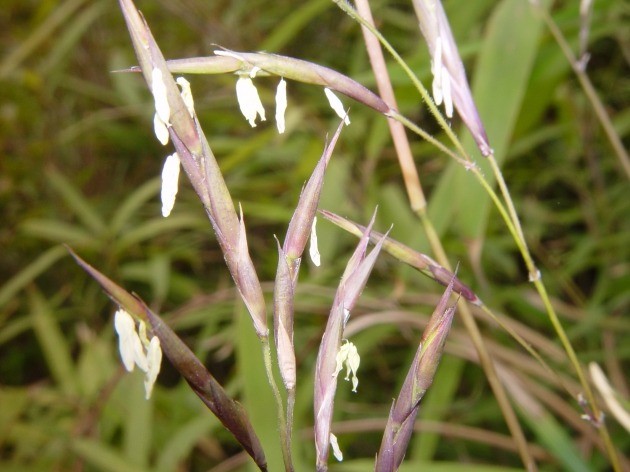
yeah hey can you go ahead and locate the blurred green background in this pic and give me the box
[1,0,628,470]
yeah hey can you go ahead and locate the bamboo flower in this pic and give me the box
[333,340,360,392]
[175,76,195,116]
[114,308,148,372]
[324,88,350,125]
[309,217,321,267]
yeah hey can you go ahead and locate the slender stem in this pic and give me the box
[353,0,535,468]
[286,388,296,456]
[418,211,537,471]
[533,2,630,180]
[341,0,621,469]
[261,336,294,472]
[390,112,469,165]
[531,279,621,472]
[353,0,425,213]
[487,85,623,472]
[333,0,470,162]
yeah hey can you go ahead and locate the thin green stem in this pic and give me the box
[261,336,294,472]
[390,112,469,165]
[532,279,622,472]
[340,0,621,468]
[487,113,622,470]
[533,2,630,180]
[286,388,296,456]
[332,0,470,161]
[417,211,537,471]
[352,0,535,467]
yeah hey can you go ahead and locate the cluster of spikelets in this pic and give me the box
[68,0,503,470]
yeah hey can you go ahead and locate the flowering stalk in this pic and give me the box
[411,0,491,156]
[319,210,481,305]
[129,51,390,115]
[275,119,346,388]
[313,212,387,471]
[67,247,267,471]
[118,0,267,338]
[376,278,457,470]
[271,119,346,461]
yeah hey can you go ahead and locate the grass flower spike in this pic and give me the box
[376,279,457,470]
[412,0,491,156]
[69,246,267,469]
[314,212,387,470]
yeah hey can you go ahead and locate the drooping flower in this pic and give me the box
[333,340,360,392]
[161,152,181,217]
[151,68,170,124]
[275,78,288,134]
[324,88,350,125]
[176,77,195,117]
[413,0,491,155]
[430,35,454,118]
[152,68,171,145]
[309,216,321,266]
[144,336,162,399]
[153,114,170,145]
[114,309,147,372]
[235,76,266,127]
[330,433,343,462]
[113,308,163,399]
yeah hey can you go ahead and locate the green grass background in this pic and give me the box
[0,0,628,470]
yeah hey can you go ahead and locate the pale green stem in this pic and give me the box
[339,0,621,468]
[532,278,622,472]
[352,0,535,467]
[390,112,469,165]
[261,336,294,471]
[286,388,296,457]
[416,211,537,471]
[487,82,623,472]
[534,2,630,180]
[332,0,470,161]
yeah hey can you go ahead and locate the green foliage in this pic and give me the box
[1,0,628,470]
